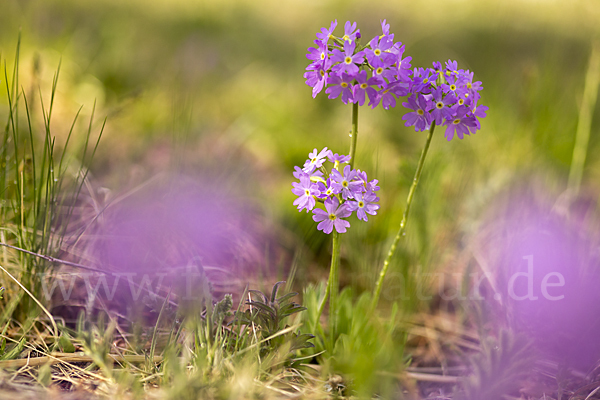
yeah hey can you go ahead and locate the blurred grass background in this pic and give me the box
[2,0,600,312]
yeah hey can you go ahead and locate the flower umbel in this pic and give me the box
[304,22,487,139]
[292,148,380,234]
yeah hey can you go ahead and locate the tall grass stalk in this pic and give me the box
[0,38,104,327]
[567,40,600,197]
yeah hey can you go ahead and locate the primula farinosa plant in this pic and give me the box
[297,19,487,335]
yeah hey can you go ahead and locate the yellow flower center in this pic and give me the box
[358,201,365,208]
[453,118,461,125]
[376,67,383,74]
[329,214,337,221]
[458,99,464,105]
[360,83,368,89]
[374,49,381,56]
[345,56,352,65]
[342,180,348,188]
[436,102,444,109]
[305,189,310,196]
[341,82,348,88]
[450,84,456,91]
[417,109,424,116]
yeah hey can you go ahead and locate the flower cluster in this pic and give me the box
[304,20,412,110]
[304,20,488,141]
[292,147,380,234]
[402,60,488,140]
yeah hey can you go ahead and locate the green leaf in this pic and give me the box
[270,281,286,303]
[276,292,298,305]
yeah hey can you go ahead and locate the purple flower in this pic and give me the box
[411,67,435,94]
[306,40,330,64]
[380,19,391,36]
[292,173,320,212]
[462,70,483,94]
[304,59,331,98]
[377,83,399,110]
[346,191,380,222]
[429,87,457,125]
[394,47,413,82]
[316,178,335,199]
[353,70,381,106]
[316,20,338,42]
[368,80,408,110]
[331,41,364,76]
[356,170,380,193]
[294,165,323,181]
[365,34,395,65]
[327,152,351,167]
[443,105,478,140]
[303,147,332,173]
[445,59,459,74]
[471,104,488,130]
[326,72,355,104]
[402,93,433,131]
[370,57,396,82]
[312,197,352,234]
[293,166,304,179]
[472,104,488,119]
[330,165,362,199]
[341,21,360,43]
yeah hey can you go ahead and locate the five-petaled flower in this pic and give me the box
[312,197,352,234]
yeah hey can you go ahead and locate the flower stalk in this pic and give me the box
[348,102,359,169]
[371,121,436,311]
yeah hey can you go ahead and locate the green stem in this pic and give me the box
[316,231,340,342]
[348,102,359,169]
[315,102,358,344]
[328,231,340,345]
[371,122,436,311]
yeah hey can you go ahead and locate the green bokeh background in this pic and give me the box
[2,0,599,310]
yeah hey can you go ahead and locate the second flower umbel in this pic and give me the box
[292,148,380,234]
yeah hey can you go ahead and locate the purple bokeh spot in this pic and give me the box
[483,194,600,370]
